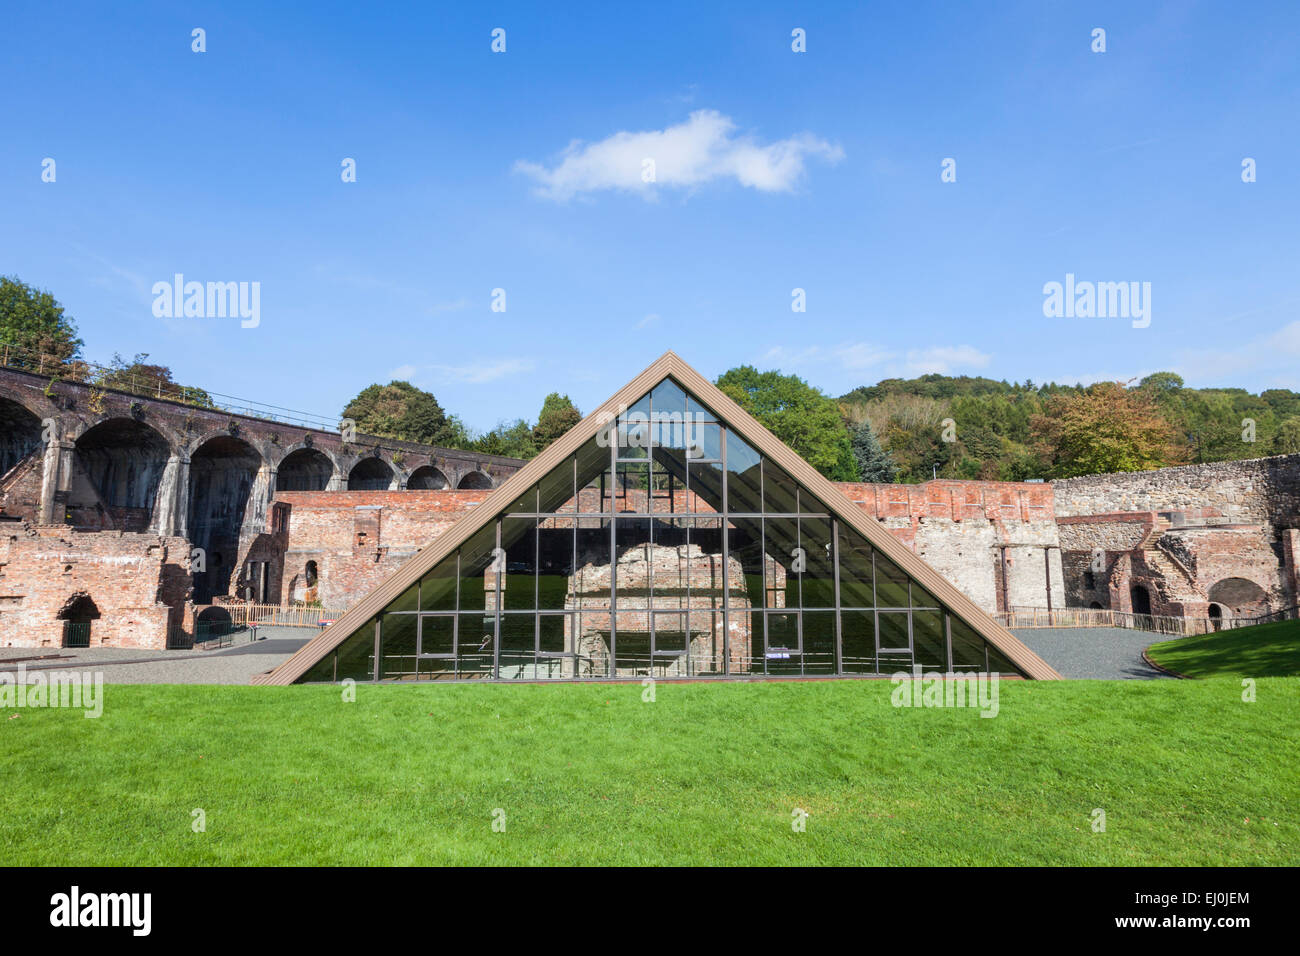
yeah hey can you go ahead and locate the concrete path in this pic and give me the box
[1010,626,1174,680]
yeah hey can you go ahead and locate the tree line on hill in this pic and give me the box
[5,275,1298,478]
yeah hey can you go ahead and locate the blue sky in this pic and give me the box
[2,1,1298,432]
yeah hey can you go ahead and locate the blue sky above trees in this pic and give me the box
[2,0,1298,430]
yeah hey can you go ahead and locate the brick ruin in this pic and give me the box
[0,366,522,648]
[1053,455,1300,623]
[3,357,1297,650]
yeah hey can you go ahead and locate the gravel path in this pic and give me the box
[0,628,313,685]
[1010,627,1174,680]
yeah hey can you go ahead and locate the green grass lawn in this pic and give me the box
[1146,619,1300,678]
[3,677,1296,866]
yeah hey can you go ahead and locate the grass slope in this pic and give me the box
[2,679,1296,866]
[1146,619,1300,678]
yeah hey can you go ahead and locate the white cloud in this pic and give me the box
[762,341,990,378]
[427,358,537,384]
[1173,320,1300,386]
[515,110,843,200]
[390,358,536,386]
[903,345,992,375]
[637,313,661,328]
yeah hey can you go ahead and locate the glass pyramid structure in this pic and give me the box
[258,353,1059,684]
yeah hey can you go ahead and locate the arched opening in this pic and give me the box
[0,396,43,481]
[457,470,493,490]
[194,604,236,645]
[305,560,319,587]
[70,418,170,531]
[348,457,393,490]
[1089,601,1103,610]
[188,436,261,603]
[1130,584,1152,616]
[276,448,333,492]
[1207,602,1227,631]
[1208,577,1270,621]
[406,465,450,489]
[58,592,100,648]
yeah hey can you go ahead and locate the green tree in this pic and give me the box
[850,418,896,482]
[0,275,84,368]
[1274,417,1300,455]
[95,352,213,406]
[473,419,538,459]
[342,381,457,446]
[1031,382,1178,477]
[716,365,856,479]
[533,392,582,449]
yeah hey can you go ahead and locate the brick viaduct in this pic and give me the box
[0,366,523,606]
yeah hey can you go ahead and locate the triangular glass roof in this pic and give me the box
[260,355,1057,684]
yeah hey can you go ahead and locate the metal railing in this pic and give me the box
[995,604,1299,635]
[199,603,347,629]
[0,341,338,431]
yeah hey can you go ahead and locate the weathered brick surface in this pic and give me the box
[0,526,189,648]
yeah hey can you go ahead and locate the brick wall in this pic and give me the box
[0,527,190,648]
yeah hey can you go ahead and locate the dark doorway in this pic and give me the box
[1130,584,1152,616]
[58,593,101,648]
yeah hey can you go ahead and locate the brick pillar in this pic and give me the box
[38,437,75,525]
[154,454,190,537]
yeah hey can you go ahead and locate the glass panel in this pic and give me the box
[538,458,576,513]
[987,643,1021,676]
[498,613,536,679]
[726,431,762,513]
[501,518,537,611]
[576,435,610,513]
[913,609,946,671]
[613,610,650,675]
[379,612,418,679]
[336,619,377,681]
[617,398,651,459]
[911,581,940,609]
[505,484,537,515]
[613,463,649,513]
[687,459,724,513]
[763,459,799,514]
[950,616,988,672]
[837,525,874,608]
[418,614,455,657]
[841,609,876,674]
[765,612,800,675]
[651,377,688,415]
[687,610,726,675]
[726,516,764,608]
[733,610,763,673]
[690,422,722,462]
[536,614,574,678]
[573,607,609,677]
[459,523,498,612]
[420,556,457,612]
[803,610,836,675]
[801,516,836,608]
[764,515,799,609]
[457,613,495,679]
[388,582,419,614]
[878,611,911,656]
[875,554,910,608]
[538,515,575,610]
